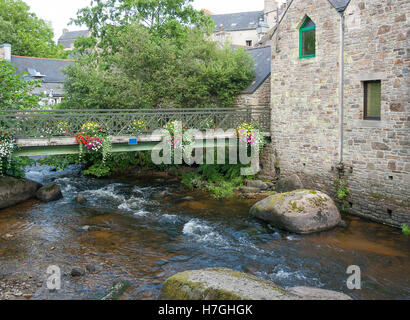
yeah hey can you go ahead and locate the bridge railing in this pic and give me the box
[0,107,271,139]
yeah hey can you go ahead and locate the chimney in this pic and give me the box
[264,0,279,28]
[202,8,213,16]
[0,44,11,62]
[62,28,69,35]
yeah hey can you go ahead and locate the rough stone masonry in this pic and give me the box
[268,0,409,227]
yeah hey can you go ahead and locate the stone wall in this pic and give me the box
[270,0,342,195]
[342,0,410,226]
[268,0,410,227]
[237,76,271,107]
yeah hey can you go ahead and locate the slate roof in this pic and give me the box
[11,55,74,83]
[211,11,264,32]
[58,30,90,49]
[242,46,271,94]
[328,0,351,12]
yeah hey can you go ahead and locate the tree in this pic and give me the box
[0,0,68,58]
[73,0,213,39]
[63,24,254,109]
[0,60,41,110]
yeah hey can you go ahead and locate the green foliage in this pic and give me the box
[180,159,250,198]
[206,181,235,199]
[63,24,254,109]
[333,162,350,212]
[0,0,68,58]
[181,172,202,190]
[38,154,81,171]
[402,224,410,236]
[0,60,42,109]
[82,161,111,178]
[0,156,35,178]
[73,0,213,42]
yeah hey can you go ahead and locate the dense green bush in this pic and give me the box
[63,24,254,109]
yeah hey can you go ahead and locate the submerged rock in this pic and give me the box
[86,264,96,273]
[159,268,351,300]
[0,176,42,210]
[101,281,130,300]
[250,190,341,234]
[70,267,85,277]
[75,194,86,204]
[288,287,352,300]
[36,184,63,202]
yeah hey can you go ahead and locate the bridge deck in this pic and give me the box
[13,132,271,157]
[1,107,271,157]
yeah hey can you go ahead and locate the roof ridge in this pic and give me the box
[11,55,74,62]
[212,10,263,16]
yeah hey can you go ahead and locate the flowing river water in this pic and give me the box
[0,164,409,300]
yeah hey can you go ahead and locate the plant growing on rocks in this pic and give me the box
[334,162,350,212]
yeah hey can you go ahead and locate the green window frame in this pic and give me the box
[299,17,316,59]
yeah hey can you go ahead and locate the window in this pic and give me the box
[364,80,381,120]
[246,40,252,47]
[299,17,316,59]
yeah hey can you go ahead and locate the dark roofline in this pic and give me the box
[11,55,74,62]
[241,45,271,94]
[211,10,264,18]
[329,0,351,12]
[267,0,351,41]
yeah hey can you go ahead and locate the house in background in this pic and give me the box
[209,0,285,47]
[58,29,91,51]
[0,43,74,105]
[266,0,409,227]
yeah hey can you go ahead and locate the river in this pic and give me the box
[0,164,409,300]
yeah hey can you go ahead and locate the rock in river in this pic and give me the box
[36,184,63,202]
[0,176,42,210]
[75,193,87,204]
[246,180,270,190]
[250,190,341,234]
[159,268,351,300]
[70,267,85,277]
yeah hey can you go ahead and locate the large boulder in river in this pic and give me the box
[250,190,341,234]
[36,183,63,202]
[0,176,42,210]
[159,268,351,300]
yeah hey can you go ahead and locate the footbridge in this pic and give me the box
[0,107,271,157]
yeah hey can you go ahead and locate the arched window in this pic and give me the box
[299,17,316,59]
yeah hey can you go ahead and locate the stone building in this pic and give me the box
[0,44,74,105]
[209,0,284,47]
[58,29,91,51]
[266,0,409,227]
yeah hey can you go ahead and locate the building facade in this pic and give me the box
[58,29,91,51]
[0,44,74,105]
[209,1,283,47]
[267,0,409,227]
